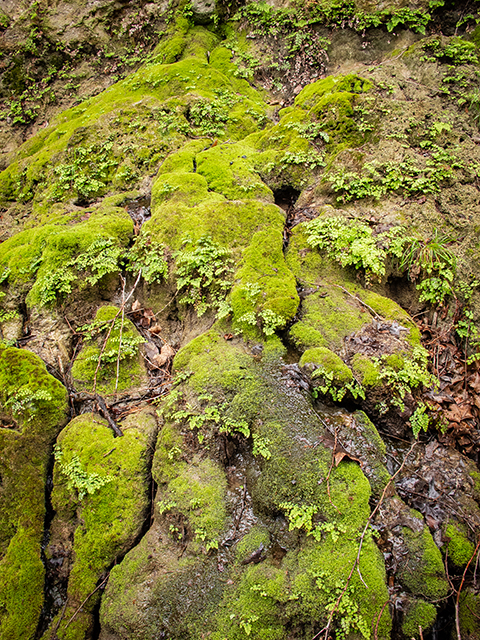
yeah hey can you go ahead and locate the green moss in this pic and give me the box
[231,227,300,336]
[155,455,227,552]
[350,411,390,498]
[294,75,373,110]
[399,523,448,600]
[48,411,153,640]
[353,288,421,347]
[289,286,371,352]
[0,25,268,214]
[0,203,133,307]
[444,523,475,568]
[0,528,44,640]
[299,347,353,383]
[0,347,68,638]
[71,305,147,395]
[235,526,271,565]
[351,353,381,387]
[402,599,437,637]
[458,590,480,639]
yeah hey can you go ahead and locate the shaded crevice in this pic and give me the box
[35,452,68,640]
[125,196,151,233]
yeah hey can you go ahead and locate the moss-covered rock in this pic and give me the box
[444,522,476,569]
[0,346,68,639]
[44,409,157,640]
[399,517,448,600]
[458,589,480,640]
[402,598,437,638]
[101,328,392,638]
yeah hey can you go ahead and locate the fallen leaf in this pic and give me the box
[161,344,176,359]
[149,324,163,334]
[132,299,142,312]
[445,404,474,423]
[469,373,480,394]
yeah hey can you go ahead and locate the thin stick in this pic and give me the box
[92,271,142,394]
[63,574,109,630]
[318,441,417,640]
[49,598,68,639]
[455,538,480,640]
[373,600,389,640]
[332,284,383,320]
[115,276,126,395]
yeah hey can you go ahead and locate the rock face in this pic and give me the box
[1,1,480,639]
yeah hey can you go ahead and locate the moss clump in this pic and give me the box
[155,454,228,553]
[290,286,371,352]
[235,526,271,565]
[299,347,353,383]
[142,330,392,638]
[71,305,147,395]
[0,25,268,215]
[0,202,133,308]
[0,528,44,640]
[402,598,437,638]
[444,523,475,568]
[46,410,155,640]
[351,353,381,387]
[353,288,421,347]
[399,523,448,600]
[458,589,480,640]
[0,347,68,639]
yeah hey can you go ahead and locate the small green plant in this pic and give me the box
[399,231,456,304]
[409,402,430,438]
[310,570,370,640]
[175,235,234,317]
[307,217,457,304]
[4,386,52,420]
[306,216,386,283]
[311,368,365,402]
[284,121,330,143]
[279,149,325,171]
[54,445,113,499]
[421,36,479,66]
[252,433,271,459]
[374,347,437,412]
[36,237,124,305]
[126,234,168,284]
[157,499,177,514]
[172,399,250,442]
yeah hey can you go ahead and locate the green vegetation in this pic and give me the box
[444,523,475,568]
[0,347,68,639]
[71,305,147,395]
[49,412,154,640]
[306,216,457,304]
[402,599,437,638]
[54,445,114,499]
[328,147,463,204]
[300,347,364,402]
[175,235,234,318]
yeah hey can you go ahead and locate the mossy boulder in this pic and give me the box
[101,328,392,639]
[399,516,448,600]
[44,409,157,640]
[0,346,68,640]
[458,589,480,640]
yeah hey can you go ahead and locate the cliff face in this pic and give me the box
[1,2,480,639]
